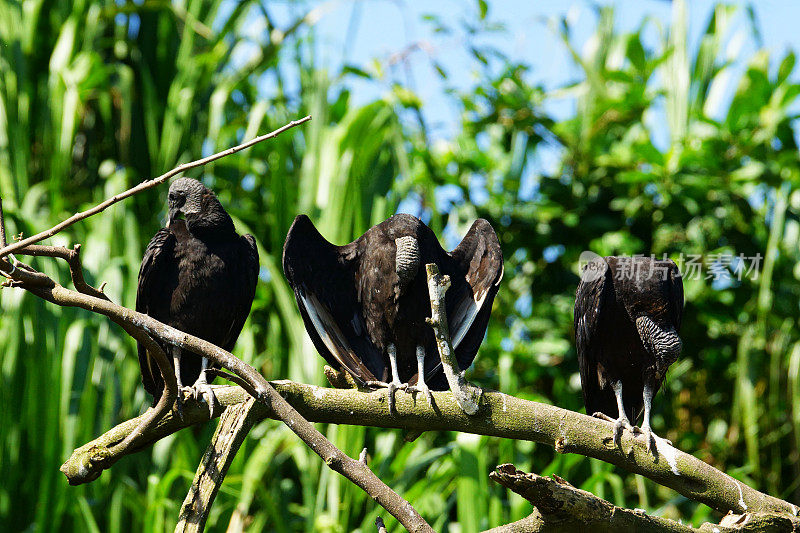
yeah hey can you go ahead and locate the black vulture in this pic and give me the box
[282,214,503,411]
[574,254,684,454]
[136,178,259,413]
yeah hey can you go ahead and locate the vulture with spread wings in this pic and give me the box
[574,254,684,455]
[282,214,503,412]
[137,178,259,414]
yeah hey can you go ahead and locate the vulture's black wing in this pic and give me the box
[423,218,503,387]
[136,227,177,398]
[217,234,260,352]
[574,256,614,416]
[282,215,382,384]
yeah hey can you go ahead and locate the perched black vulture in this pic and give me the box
[282,214,503,411]
[137,178,259,413]
[574,254,684,454]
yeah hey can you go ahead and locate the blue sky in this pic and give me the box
[230,0,800,236]
[220,1,800,150]
[268,0,800,142]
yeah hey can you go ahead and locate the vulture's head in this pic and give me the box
[167,178,234,237]
[635,315,682,376]
[388,214,431,291]
[395,235,420,289]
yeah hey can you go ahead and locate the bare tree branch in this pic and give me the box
[0,116,311,259]
[176,398,259,532]
[4,262,432,532]
[489,464,696,532]
[63,381,799,518]
[488,464,800,533]
[19,244,105,297]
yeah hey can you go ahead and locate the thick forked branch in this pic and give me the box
[0,115,311,259]
[9,243,179,472]
[65,382,799,518]
[4,268,432,532]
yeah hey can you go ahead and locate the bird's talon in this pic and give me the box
[641,427,658,457]
[203,387,217,418]
[387,386,397,414]
[385,381,408,414]
[613,427,623,447]
[408,385,434,407]
[611,417,633,447]
[592,412,616,423]
[174,394,185,420]
[191,381,218,416]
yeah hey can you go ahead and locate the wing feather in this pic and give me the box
[423,219,503,386]
[574,256,611,415]
[218,234,260,352]
[136,227,177,399]
[282,215,381,384]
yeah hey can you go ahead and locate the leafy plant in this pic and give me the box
[2,0,800,531]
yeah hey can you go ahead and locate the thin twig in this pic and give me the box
[0,116,311,259]
[425,263,480,414]
[19,244,104,297]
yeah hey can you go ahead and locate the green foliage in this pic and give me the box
[2,0,800,531]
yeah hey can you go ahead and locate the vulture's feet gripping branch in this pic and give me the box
[592,381,671,457]
[282,214,503,418]
[593,411,636,449]
[406,346,435,407]
[187,357,219,418]
[365,344,408,414]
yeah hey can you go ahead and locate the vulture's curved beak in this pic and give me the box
[168,206,181,227]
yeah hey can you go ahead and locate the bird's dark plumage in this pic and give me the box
[574,254,683,451]
[282,214,503,391]
[136,178,259,404]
